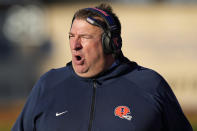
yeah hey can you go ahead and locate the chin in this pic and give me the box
[77,70,102,78]
[73,66,88,76]
[75,69,97,78]
[73,64,102,78]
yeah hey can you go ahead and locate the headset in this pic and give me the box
[72,7,122,54]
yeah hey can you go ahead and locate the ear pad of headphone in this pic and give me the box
[102,32,112,54]
[102,31,122,54]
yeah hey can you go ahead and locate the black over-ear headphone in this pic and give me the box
[72,7,122,54]
[85,7,122,54]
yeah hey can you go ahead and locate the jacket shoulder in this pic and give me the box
[124,65,167,94]
[35,65,72,92]
[40,66,71,82]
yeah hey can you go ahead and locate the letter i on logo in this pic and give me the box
[121,108,124,114]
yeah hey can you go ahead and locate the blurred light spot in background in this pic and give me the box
[3,5,47,46]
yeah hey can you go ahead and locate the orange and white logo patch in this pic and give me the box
[114,106,132,121]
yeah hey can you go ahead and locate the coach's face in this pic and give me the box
[69,18,114,78]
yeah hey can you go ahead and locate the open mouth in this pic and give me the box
[76,55,82,61]
[73,54,84,65]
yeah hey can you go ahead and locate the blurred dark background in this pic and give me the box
[0,0,197,130]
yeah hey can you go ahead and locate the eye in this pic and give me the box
[81,35,92,39]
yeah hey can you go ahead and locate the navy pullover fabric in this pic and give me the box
[12,58,193,131]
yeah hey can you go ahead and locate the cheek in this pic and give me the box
[84,41,104,60]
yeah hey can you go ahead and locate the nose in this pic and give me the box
[70,37,82,51]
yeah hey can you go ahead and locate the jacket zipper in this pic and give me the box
[88,80,97,131]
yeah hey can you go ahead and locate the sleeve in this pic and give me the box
[156,78,193,131]
[11,76,43,131]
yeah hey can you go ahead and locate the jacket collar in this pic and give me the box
[67,57,138,83]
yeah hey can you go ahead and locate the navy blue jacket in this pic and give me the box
[12,58,193,131]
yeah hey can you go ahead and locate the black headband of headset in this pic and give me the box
[84,7,118,32]
[71,7,118,32]
[86,17,107,30]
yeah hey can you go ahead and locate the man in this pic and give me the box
[12,3,193,131]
